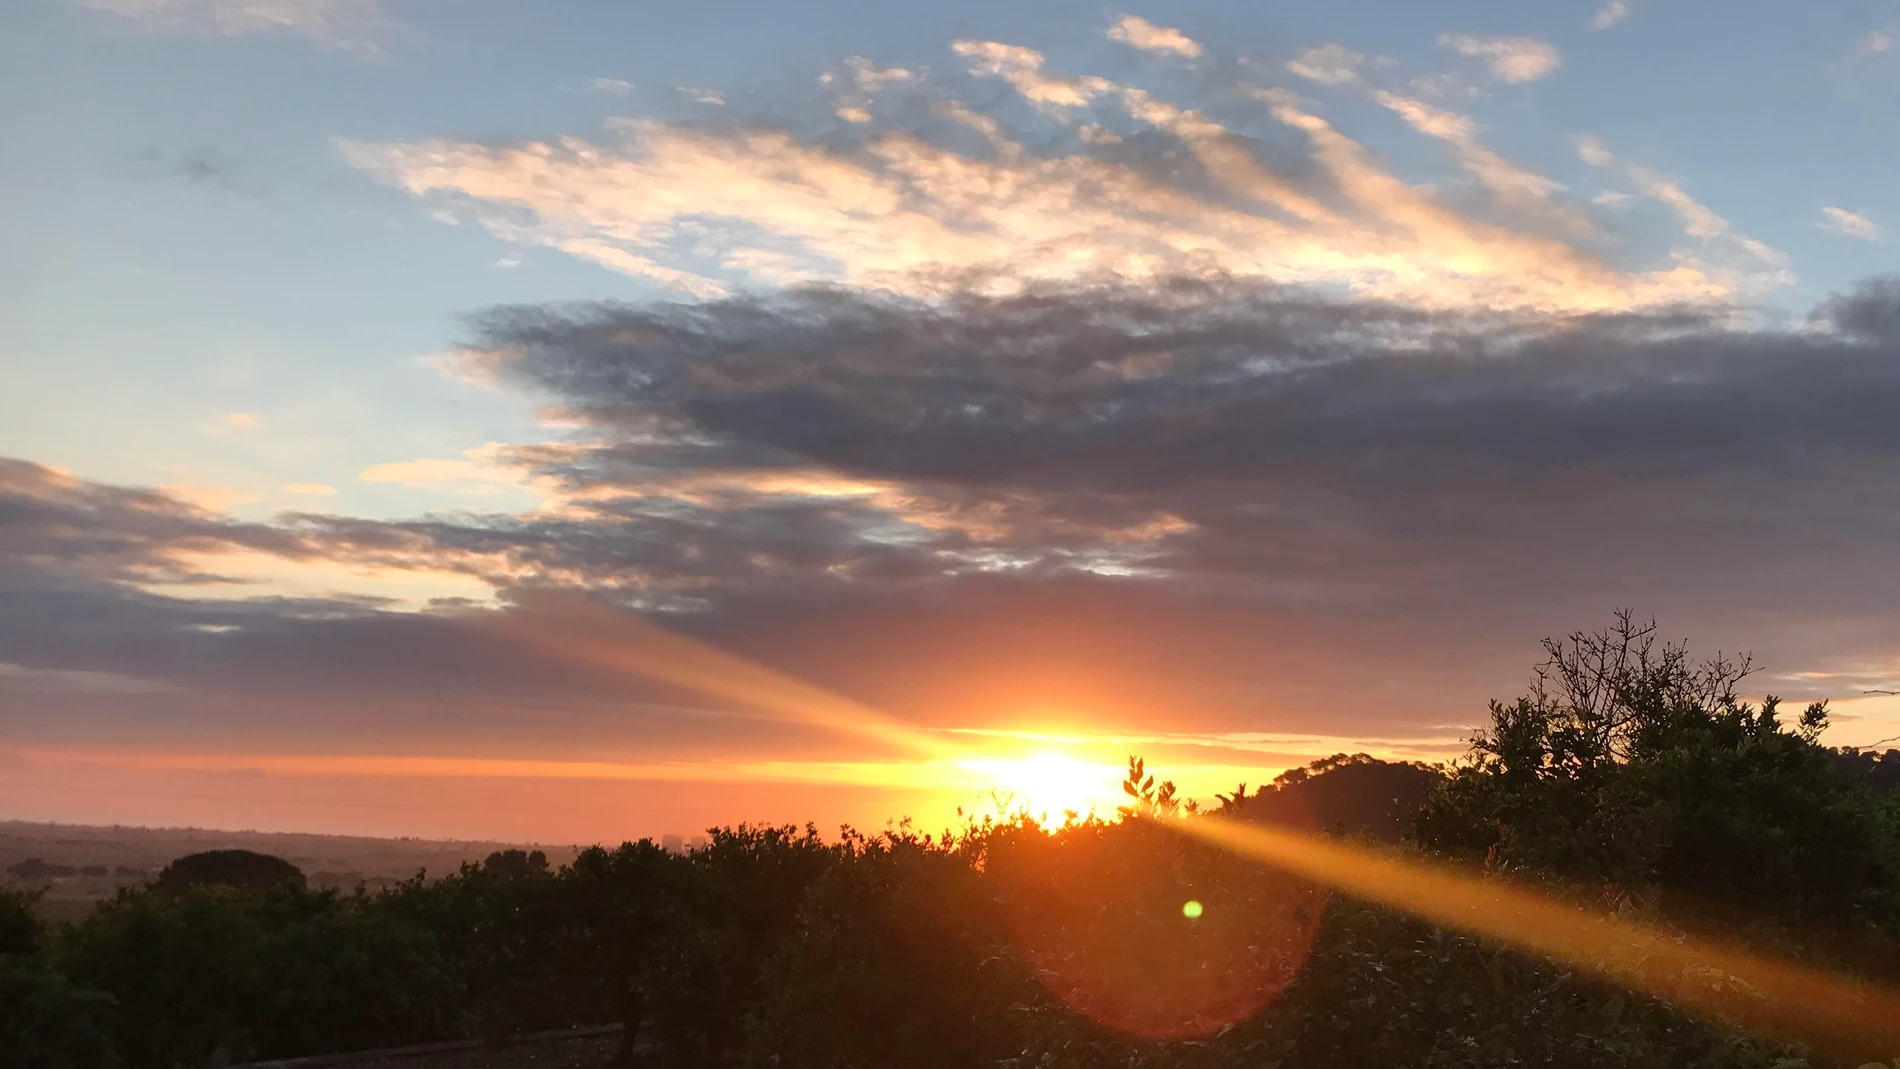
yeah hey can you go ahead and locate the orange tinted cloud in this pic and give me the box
[341,30,1762,314]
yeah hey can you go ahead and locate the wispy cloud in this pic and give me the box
[1437,33,1562,83]
[1371,91,1580,230]
[0,663,180,696]
[1105,14,1202,58]
[283,483,337,496]
[676,85,725,105]
[1853,29,1894,58]
[342,33,1759,313]
[78,0,397,58]
[161,483,256,512]
[588,77,635,96]
[1820,206,1883,242]
[356,447,541,497]
[1575,134,1790,291]
[1286,43,1376,86]
[1589,1,1630,31]
[841,56,915,90]
[952,39,1112,107]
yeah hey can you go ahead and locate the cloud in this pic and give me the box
[0,457,310,588]
[77,0,396,57]
[951,39,1112,107]
[283,483,337,495]
[1105,14,1202,58]
[162,483,257,512]
[1369,91,1579,227]
[1281,52,1573,227]
[420,348,510,391]
[204,412,261,436]
[1589,1,1630,30]
[839,56,915,90]
[677,86,725,106]
[1575,134,1790,291]
[341,37,1760,313]
[356,445,550,497]
[1820,207,1883,242]
[1854,29,1894,58]
[1437,33,1562,83]
[1286,44,1375,86]
[468,278,1900,499]
[589,77,635,96]
[0,662,181,696]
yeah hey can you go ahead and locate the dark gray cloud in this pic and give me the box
[471,276,1900,490]
[0,459,309,584]
[6,278,1900,756]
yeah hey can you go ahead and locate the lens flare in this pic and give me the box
[1172,814,1900,1063]
[989,820,1326,1040]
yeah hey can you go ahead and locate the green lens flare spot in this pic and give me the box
[1181,899,1204,919]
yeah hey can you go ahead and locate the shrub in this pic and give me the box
[157,850,306,891]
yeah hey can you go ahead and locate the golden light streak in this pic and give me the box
[1174,814,1900,1063]
[486,591,954,759]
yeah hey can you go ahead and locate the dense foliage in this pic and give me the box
[5,615,1899,1069]
[156,850,308,891]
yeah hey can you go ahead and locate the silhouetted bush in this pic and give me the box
[742,828,1025,1069]
[57,883,460,1066]
[1416,613,1900,940]
[643,824,835,1068]
[157,849,307,891]
[480,848,549,877]
[6,858,77,881]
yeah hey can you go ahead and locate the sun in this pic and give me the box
[957,751,1120,820]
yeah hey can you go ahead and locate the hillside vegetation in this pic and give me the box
[4,616,1899,1069]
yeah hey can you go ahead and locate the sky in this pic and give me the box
[3,0,1900,844]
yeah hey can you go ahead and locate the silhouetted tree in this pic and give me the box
[6,858,77,881]
[158,849,307,891]
[1416,611,1900,933]
[480,848,550,877]
[1218,753,1445,841]
[1834,746,1900,795]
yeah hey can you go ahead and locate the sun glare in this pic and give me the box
[957,751,1120,819]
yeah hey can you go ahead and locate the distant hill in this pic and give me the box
[1221,753,1446,842]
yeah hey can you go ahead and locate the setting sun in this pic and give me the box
[956,752,1123,820]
